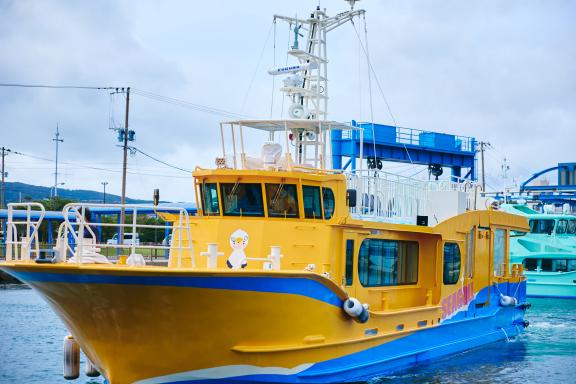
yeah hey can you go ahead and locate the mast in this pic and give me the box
[269,2,365,168]
[273,5,365,121]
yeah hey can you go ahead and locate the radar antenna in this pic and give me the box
[271,2,365,121]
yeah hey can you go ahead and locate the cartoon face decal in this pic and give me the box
[229,229,249,250]
[227,229,249,269]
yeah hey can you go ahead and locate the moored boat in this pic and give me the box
[501,203,576,299]
[0,2,531,383]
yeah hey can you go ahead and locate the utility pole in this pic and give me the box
[478,141,490,191]
[1,147,9,209]
[1,147,9,242]
[52,124,64,197]
[501,158,511,203]
[119,87,130,241]
[101,181,109,204]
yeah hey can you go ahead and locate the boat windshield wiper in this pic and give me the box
[228,179,241,199]
[271,183,285,206]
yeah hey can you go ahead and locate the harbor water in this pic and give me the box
[0,287,574,384]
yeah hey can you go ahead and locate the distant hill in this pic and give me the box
[3,182,150,204]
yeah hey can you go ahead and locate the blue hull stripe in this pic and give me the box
[3,269,343,308]
[150,306,526,384]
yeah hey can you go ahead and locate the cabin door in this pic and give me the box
[474,227,491,305]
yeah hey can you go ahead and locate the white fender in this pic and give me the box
[499,294,518,307]
[343,298,363,317]
[343,298,370,323]
[85,359,100,377]
[63,335,80,380]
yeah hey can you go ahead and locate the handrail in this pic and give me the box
[345,171,481,224]
[342,123,476,153]
[6,203,46,262]
[58,203,195,267]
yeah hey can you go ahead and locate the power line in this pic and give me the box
[351,17,414,165]
[131,147,191,173]
[350,18,397,127]
[0,83,246,120]
[408,166,428,178]
[131,88,250,120]
[10,150,190,179]
[0,83,117,90]
[241,20,275,114]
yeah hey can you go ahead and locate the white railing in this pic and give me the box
[59,203,195,268]
[6,203,46,261]
[346,171,481,224]
[346,171,427,224]
[4,202,195,268]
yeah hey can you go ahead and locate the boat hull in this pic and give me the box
[524,270,576,299]
[0,264,527,384]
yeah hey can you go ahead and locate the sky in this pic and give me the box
[0,0,574,202]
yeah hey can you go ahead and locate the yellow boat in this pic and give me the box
[0,3,531,384]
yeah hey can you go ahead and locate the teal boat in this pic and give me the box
[501,204,576,299]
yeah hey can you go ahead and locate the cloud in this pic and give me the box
[1,0,574,201]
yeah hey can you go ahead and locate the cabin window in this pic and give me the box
[567,220,576,235]
[323,188,335,220]
[529,219,555,234]
[358,239,418,287]
[200,183,220,216]
[220,183,264,217]
[345,239,354,285]
[493,229,506,276]
[302,185,322,219]
[556,219,568,234]
[466,228,475,278]
[265,184,299,218]
[540,259,575,272]
[443,243,461,285]
[553,259,568,272]
[523,258,538,271]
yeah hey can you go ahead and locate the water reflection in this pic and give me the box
[1,289,575,384]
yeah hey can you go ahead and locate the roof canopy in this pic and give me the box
[222,119,360,132]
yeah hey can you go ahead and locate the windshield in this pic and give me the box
[529,219,555,234]
[265,183,299,218]
[220,183,264,217]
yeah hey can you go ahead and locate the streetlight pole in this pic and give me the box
[101,182,109,204]
[1,147,8,210]
[52,124,63,197]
